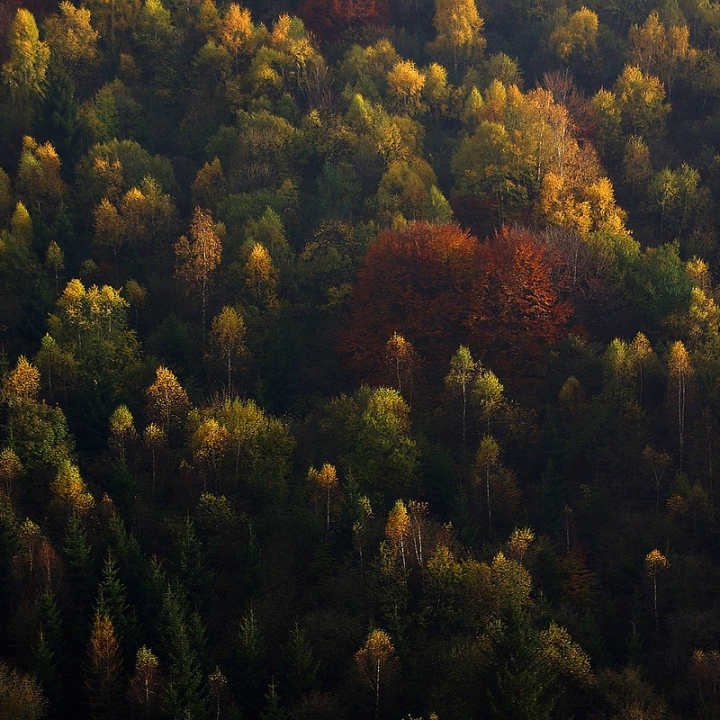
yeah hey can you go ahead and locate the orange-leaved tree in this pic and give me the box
[341,222,477,388]
[467,226,573,373]
[298,0,389,43]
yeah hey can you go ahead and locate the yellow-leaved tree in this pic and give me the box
[355,628,397,720]
[175,207,223,335]
[427,0,485,75]
[146,366,190,438]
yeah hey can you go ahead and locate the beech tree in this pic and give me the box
[298,0,389,42]
[342,223,476,385]
[468,226,572,372]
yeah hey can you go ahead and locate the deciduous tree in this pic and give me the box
[427,0,485,75]
[210,306,245,393]
[85,611,123,720]
[355,629,396,720]
[175,207,223,335]
[342,223,476,386]
[146,366,190,438]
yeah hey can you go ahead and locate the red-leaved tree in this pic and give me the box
[468,226,573,370]
[341,222,476,387]
[297,0,389,43]
[342,223,573,390]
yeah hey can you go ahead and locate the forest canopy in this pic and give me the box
[1,0,720,718]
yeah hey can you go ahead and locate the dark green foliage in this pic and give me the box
[233,608,268,717]
[3,3,720,719]
[35,68,87,174]
[484,606,554,720]
[159,586,209,720]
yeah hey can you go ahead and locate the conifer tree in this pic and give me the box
[85,611,123,720]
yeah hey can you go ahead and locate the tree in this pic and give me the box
[2,9,49,102]
[17,138,66,211]
[175,207,223,335]
[217,4,256,68]
[328,387,419,503]
[476,435,499,532]
[353,495,373,578]
[387,60,425,114]
[386,499,410,570]
[51,459,94,520]
[127,647,163,720]
[668,340,693,464]
[142,423,165,499]
[308,463,338,535]
[85,611,123,720]
[615,64,670,139]
[45,241,65,298]
[93,198,125,277]
[96,551,131,649]
[297,0,389,42]
[108,405,137,466]
[284,622,318,701]
[645,549,668,630]
[210,306,245,393]
[445,345,478,449]
[629,12,696,97]
[0,660,47,720]
[234,607,267,717]
[385,332,417,400]
[2,356,72,470]
[354,629,396,720]
[191,418,228,493]
[642,445,671,515]
[213,397,295,502]
[0,448,22,497]
[468,226,572,372]
[342,223,476,386]
[146,366,190,438]
[159,587,208,720]
[472,367,504,433]
[43,1,99,73]
[51,279,142,412]
[427,0,485,75]
[549,7,598,61]
[245,243,278,311]
[2,356,40,406]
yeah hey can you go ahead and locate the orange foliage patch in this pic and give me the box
[341,223,476,385]
[469,226,573,370]
[297,0,389,42]
[342,223,573,388]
